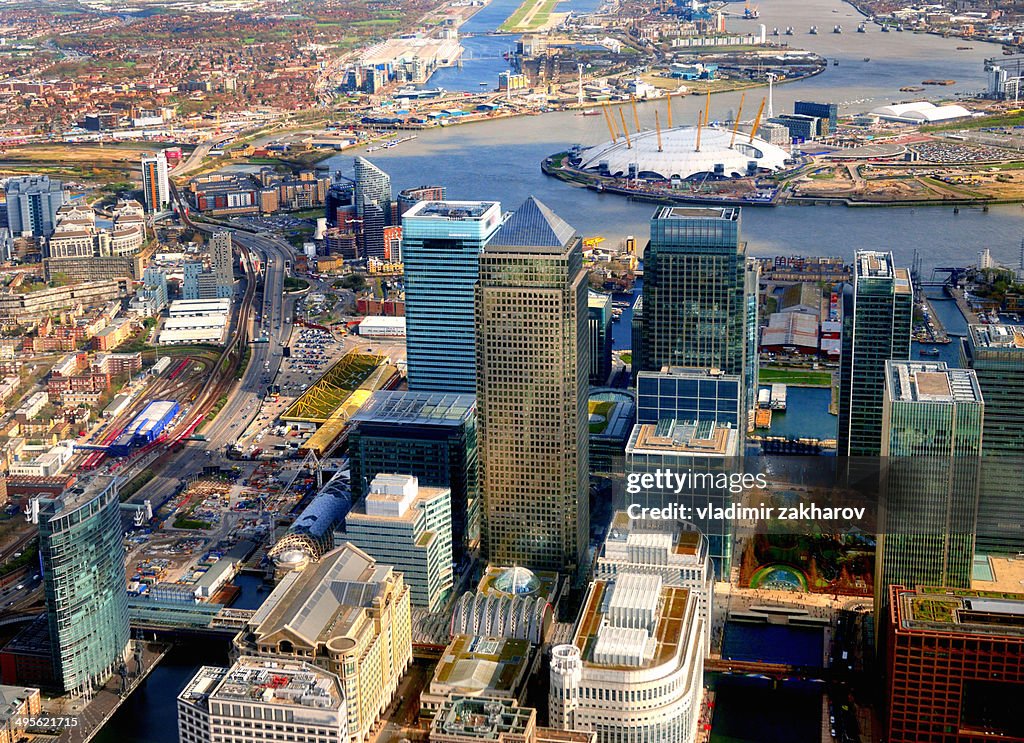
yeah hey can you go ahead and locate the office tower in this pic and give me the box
[348,391,478,562]
[549,573,705,743]
[178,658,348,743]
[402,200,502,393]
[885,585,1024,743]
[141,151,170,212]
[794,100,839,134]
[5,176,67,237]
[210,231,233,298]
[233,544,412,743]
[636,367,743,427]
[344,474,453,611]
[476,197,589,574]
[630,296,643,382]
[359,202,386,260]
[587,292,613,386]
[32,476,130,696]
[838,251,913,456]
[353,156,391,222]
[397,185,447,217]
[876,361,983,614]
[595,511,714,652]
[962,324,1024,554]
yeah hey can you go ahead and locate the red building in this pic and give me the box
[887,584,1024,743]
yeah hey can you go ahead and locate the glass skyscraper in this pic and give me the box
[838,251,913,456]
[402,200,502,393]
[353,156,391,220]
[33,476,130,696]
[876,361,983,613]
[476,197,589,575]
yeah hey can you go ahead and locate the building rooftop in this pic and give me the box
[967,324,1024,352]
[654,206,738,221]
[626,419,739,457]
[432,697,533,740]
[895,586,1024,638]
[887,361,983,404]
[180,658,342,711]
[602,511,706,561]
[855,250,912,293]
[487,196,576,251]
[432,635,531,695]
[405,200,499,220]
[351,390,475,427]
[5,175,65,195]
[0,685,39,723]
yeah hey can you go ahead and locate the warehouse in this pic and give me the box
[108,400,179,456]
[158,314,228,345]
[168,298,231,317]
[358,316,406,338]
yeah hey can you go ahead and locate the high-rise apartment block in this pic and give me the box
[886,585,1024,743]
[348,391,478,562]
[838,251,913,456]
[178,658,347,743]
[343,474,453,611]
[33,476,130,695]
[141,151,170,213]
[210,231,233,295]
[549,572,705,743]
[353,157,391,259]
[877,361,983,612]
[402,200,502,393]
[5,176,68,237]
[476,197,589,574]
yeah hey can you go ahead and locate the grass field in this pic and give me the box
[921,110,1024,133]
[758,368,833,387]
[499,0,562,31]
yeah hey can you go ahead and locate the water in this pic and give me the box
[93,640,230,743]
[328,0,1024,272]
[761,386,836,440]
[232,572,269,610]
[610,278,641,350]
[709,675,824,743]
[422,35,518,92]
[721,621,825,667]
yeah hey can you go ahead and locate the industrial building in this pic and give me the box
[357,315,406,337]
[870,101,972,124]
[108,400,179,456]
[159,299,230,345]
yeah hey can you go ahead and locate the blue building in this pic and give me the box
[5,176,67,237]
[637,367,743,427]
[402,200,503,393]
[108,400,179,456]
[794,100,839,134]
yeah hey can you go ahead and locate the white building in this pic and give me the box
[549,572,705,743]
[870,101,972,124]
[358,316,406,337]
[141,151,170,213]
[343,474,453,611]
[595,512,714,653]
[177,657,347,743]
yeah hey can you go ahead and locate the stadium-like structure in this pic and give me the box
[572,124,791,181]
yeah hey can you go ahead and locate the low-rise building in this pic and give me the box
[0,684,42,743]
[420,635,533,719]
[431,696,595,743]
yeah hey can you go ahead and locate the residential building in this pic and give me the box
[0,685,41,743]
[177,658,347,743]
[877,361,983,614]
[141,151,170,212]
[588,292,613,386]
[209,231,233,297]
[838,251,913,456]
[885,585,1024,743]
[549,572,705,743]
[32,476,131,695]
[476,197,589,574]
[343,474,453,611]
[4,176,67,237]
[402,200,503,393]
[233,543,412,743]
[961,324,1024,555]
[347,391,478,562]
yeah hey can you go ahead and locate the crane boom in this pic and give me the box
[666,91,673,128]
[695,109,704,152]
[749,96,766,142]
[730,92,746,148]
[705,89,711,125]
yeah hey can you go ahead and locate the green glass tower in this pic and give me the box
[838,251,914,456]
[876,361,983,614]
[34,476,130,696]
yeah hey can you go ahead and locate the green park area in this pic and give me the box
[500,0,562,31]
[758,368,833,387]
[588,400,615,434]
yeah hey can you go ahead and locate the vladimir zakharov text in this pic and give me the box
[625,468,768,495]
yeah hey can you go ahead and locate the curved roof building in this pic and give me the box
[269,470,353,573]
[574,126,791,181]
[870,101,972,124]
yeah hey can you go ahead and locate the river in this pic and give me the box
[327,0,1023,272]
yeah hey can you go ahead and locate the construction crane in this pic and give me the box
[583,236,605,249]
[631,95,641,133]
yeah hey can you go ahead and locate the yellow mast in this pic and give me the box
[655,110,663,152]
[666,91,673,128]
[705,89,711,125]
[602,102,618,142]
[730,92,746,148]
[749,96,766,142]
[695,109,704,152]
[619,108,632,148]
[631,95,641,133]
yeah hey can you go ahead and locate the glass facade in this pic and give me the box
[402,201,502,393]
[36,476,130,695]
[838,251,914,456]
[588,292,613,386]
[636,369,742,427]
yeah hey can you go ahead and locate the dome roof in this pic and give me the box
[494,566,541,596]
[577,125,791,181]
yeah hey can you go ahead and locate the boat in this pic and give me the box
[920,347,941,357]
[578,109,601,116]
[857,22,866,32]
[785,26,794,35]
[833,59,839,65]
[809,25,818,34]
[772,27,779,35]
[833,24,842,33]
[881,24,890,32]
[479,81,489,86]
[863,57,871,62]
[922,79,955,85]
[900,86,925,92]
[956,46,973,50]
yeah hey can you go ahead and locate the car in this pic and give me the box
[16,584,23,590]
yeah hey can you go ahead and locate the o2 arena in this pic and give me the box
[546,97,796,205]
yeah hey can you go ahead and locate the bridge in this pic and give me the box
[128,599,255,637]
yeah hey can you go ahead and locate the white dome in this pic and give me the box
[577,125,791,181]
[494,566,541,595]
[870,101,972,123]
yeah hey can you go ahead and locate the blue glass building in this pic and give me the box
[402,200,502,393]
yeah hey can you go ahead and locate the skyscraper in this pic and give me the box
[587,292,613,386]
[31,476,130,696]
[961,323,1024,554]
[876,361,983,614]
[402,200,503,393]
[476,197,589,574]
[210,231,233,298]
[5,176,67,237]
[141,151,170,213]
[353,156,391,221]
[838,251,913,456]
